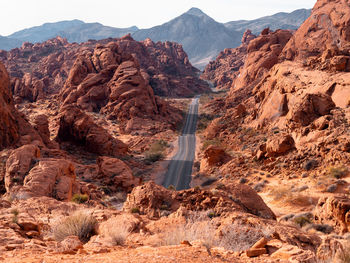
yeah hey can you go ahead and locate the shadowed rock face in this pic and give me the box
[0,62,19,149]
[0,35,208,102]
[57,105,128,156]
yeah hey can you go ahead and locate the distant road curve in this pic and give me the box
[163,96,200,190]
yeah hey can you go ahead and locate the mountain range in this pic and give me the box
[0,7,311,69]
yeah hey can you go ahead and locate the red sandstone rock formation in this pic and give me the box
[0,35,208,102]
[201,29,256,90]
[56,105,128,156]
[60,42,181,134]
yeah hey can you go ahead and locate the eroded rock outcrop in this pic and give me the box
[56,105,128,156]
[123,182,276,220]
[60,42,181,134]
[1,35,208,102]
[202,29,256,90]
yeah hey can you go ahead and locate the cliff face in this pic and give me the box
[0,62,19,149]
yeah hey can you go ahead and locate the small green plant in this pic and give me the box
[328,166,349,179]
[160,204,169,211]
[201,138,223,150]
[207,211,217,219]
[11,208,19,224]
[130,207,140,214]
[52,212,97,243]
[144,140,169,164]
[294,216,311,227]
[168,185,176,191]
[72,194,89,204]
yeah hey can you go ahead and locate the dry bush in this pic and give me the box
[269,186,314,207]
[160,212,216,248]
[218,221,274,252]
[337,242,350,263]
[144,140,169,164]
[160,212,273,251]
[107,224,130,246]
[328,165,349,179]
[52,212,97,243]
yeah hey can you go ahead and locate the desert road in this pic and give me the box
[163,96,200,190]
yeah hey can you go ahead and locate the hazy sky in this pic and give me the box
[1,0,317,36]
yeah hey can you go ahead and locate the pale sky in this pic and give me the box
[1,0,317,36]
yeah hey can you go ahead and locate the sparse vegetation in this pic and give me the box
[144,140,169,164]
[337,242,350,263]
[327,165,349,179]
[197,113,215,131]
[130,207,140,214]
[160,211,273,251]
[167,185,176,191]
[269,185,315,207]
[108,225,130,246]
[201,138,223,150]
[11,208,19,224]
[72,193,89,204]
[52,212,97,243]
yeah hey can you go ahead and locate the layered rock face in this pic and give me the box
[0,62,19,149]
[60,41,181,134]
[0,35,208,101]
[281,0,350,71]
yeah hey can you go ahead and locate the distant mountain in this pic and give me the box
[0,8,310,69]
[133,8,242,69]
[7,20,138,44]
[0,36,22,51]
[224,9,311,34]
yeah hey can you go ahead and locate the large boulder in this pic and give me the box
[56,105,128,156]
[123,182,276,220]
[5,145,78,200]
[314,196,350,234]
[287,93,336,127]
[281,0,350,71]
[96,156,139,192]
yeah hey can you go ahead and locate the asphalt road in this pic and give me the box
[163,96,200,190]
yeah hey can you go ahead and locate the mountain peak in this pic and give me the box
[186,7,206,17]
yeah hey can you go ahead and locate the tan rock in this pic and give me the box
[246,247,267,257]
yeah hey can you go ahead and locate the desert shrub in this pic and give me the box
[269,186,314,207]
[144,140,169,164]
[11,208,19,224]
[168,185,176,191]
[52,212,97,243]
[72,194,89,204]
[197,113,215,131]
[218,221,274,252]
[328,165,349,179]
[337,242,350,263]
[145,153,163,164]
[201,138,223,150]
[160,212,273,251]
[130,207,140,214]
[108,225,130,246]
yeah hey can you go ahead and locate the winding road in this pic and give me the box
[163,96,200,190]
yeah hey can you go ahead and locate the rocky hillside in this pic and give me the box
[0,35,208,99]
[7,20,139,45]
[224,8,311,34]
[197,2,350,261]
